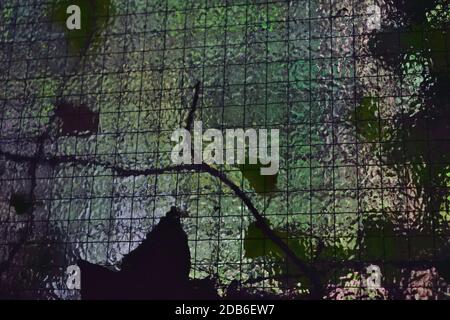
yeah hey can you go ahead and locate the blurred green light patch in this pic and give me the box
[51,0,114,56]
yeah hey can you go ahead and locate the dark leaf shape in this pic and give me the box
[362,219,408,262]
[390,0,439,24]
[239,163,278,195]
[436,257,450,283]
[9,193,33,215]
[0,161,5,176]
[77,260,121,300]
[54,101,99,136]
[361,219,448,262]
[120,207,191,282]
[351,97,382,142]
[244,219,286,259]
[78,207,218,299]
[244,219,314,261]
[244,220,315,291]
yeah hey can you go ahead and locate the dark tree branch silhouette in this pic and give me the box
[0,81,325,298]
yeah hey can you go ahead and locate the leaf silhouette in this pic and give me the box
[244,219,286,259]
[54,101,99,136]
[9,193,33,215]
[244,219,314,262]
[244,219,318,291]
[78,207,218,300]
[119,207,191,284]
[239,163,278,195]
[436,257,450,283]
[350,97,382,142]
[362,219,408,262]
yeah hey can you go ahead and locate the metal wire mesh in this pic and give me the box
[0,0,449,299]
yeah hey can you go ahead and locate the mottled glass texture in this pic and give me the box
[0,0,449,299]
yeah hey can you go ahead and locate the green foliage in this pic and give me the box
[426,1,450,27]
[51,0,114,55]
[351,97,382,142]
[402,25,450,74]
[362,219,408,261]
[244,220,282,258]
[239,163,278,195]
[362,217,449,263]
[372,3,450,75]
[317,239,355,262]
[440,170,450,222]
[244,219,310,261]
[367,2,450,248]
[244,219,355,289]
[244,219,313,290]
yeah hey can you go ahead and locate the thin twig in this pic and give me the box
[0,80,325,298]
[185,81,201,131]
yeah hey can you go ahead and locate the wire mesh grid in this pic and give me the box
[0,0,449,299]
